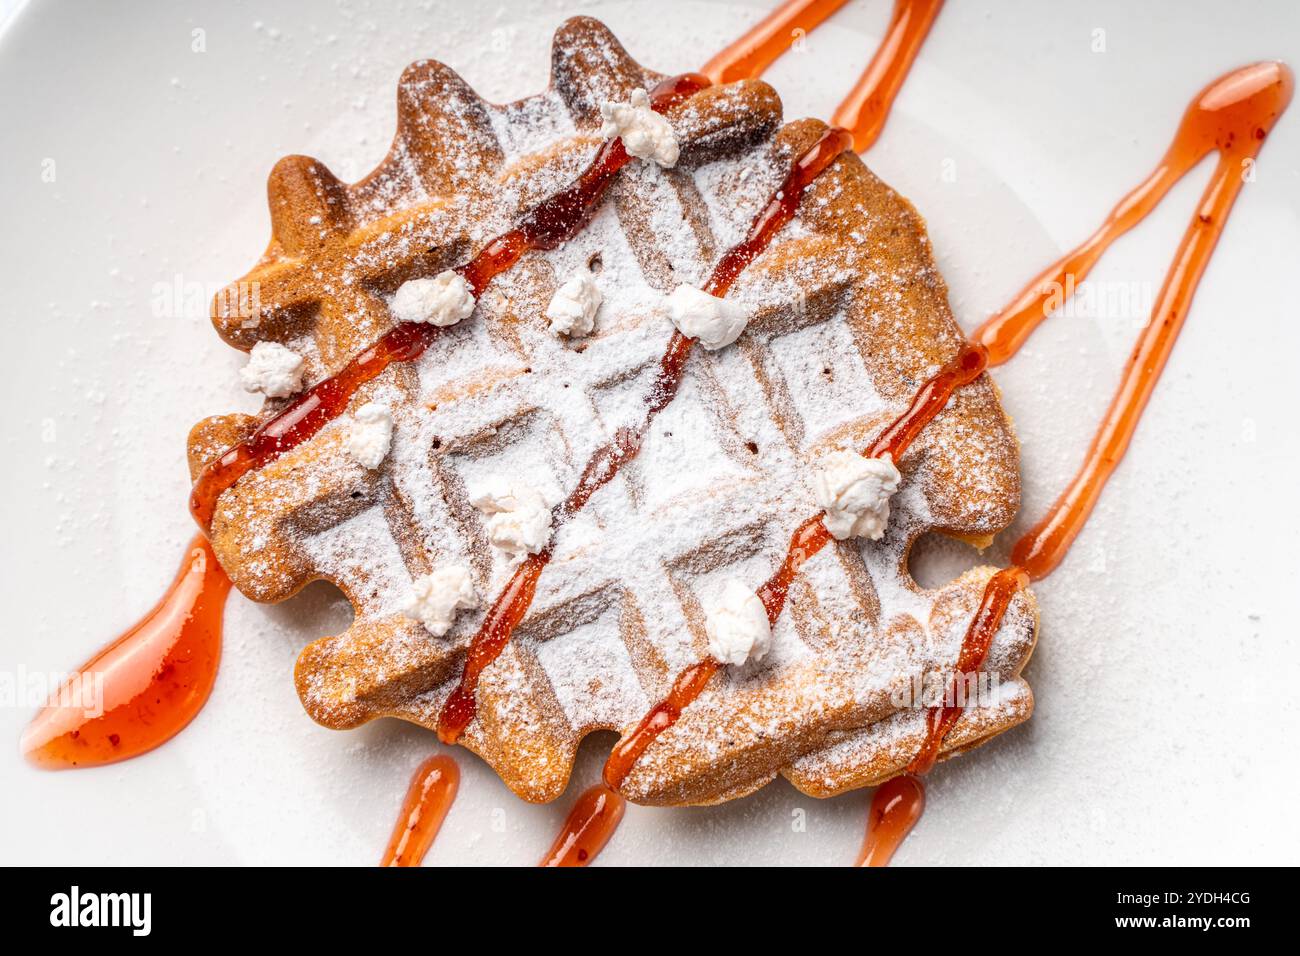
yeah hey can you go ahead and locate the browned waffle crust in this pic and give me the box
[187,17,1037,806]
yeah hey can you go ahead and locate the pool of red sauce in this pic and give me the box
[22,535,231,769]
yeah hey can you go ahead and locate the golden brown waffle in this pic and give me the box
[187,17,1037,807]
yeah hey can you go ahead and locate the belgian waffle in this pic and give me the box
[186,17,1037,807]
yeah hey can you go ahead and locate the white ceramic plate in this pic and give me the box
[3,0,1298,865]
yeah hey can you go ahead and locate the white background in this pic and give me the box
[1,0,1297,865]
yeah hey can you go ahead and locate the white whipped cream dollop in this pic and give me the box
[666,285,752,350]
[599,88,679,168]
[240,341,305,398]
[345,402,393,469]
[812,451,901,540]
[391,270,476,326]
[705,578,772,667]
[404,564,479,637]
[470,479,553,558]
[546,270,602,337]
